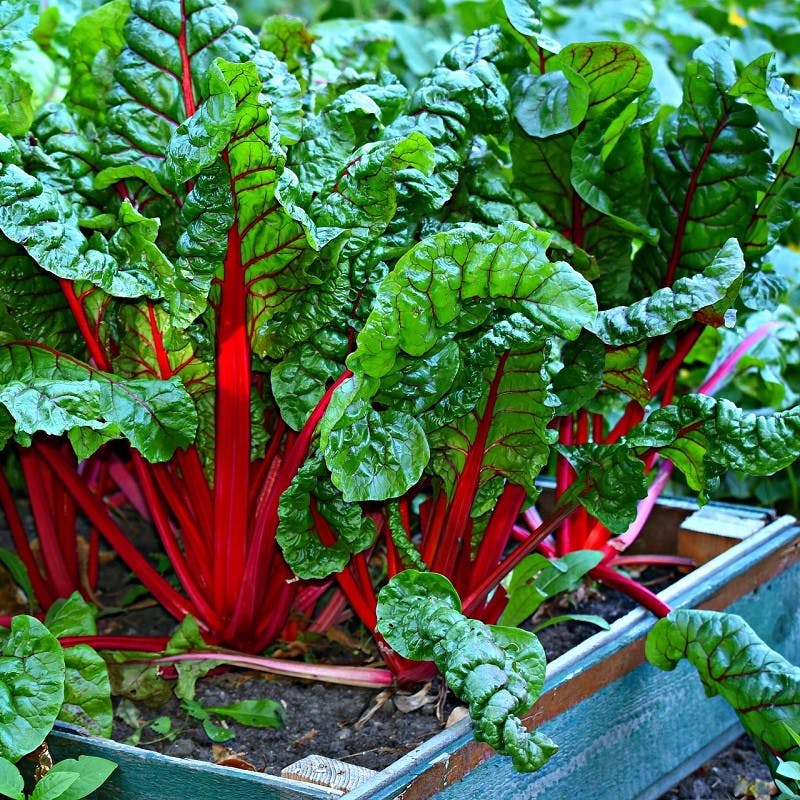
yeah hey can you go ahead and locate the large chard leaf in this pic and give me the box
[0,343,197,461]
[0,0,40,136]
[427,322,558,505]
[377,570,557,773]
[66,0,131,120]
[102,0,258,179]
[646,610,800,773]
[510,40,656,306]
[349,221,596,379]
[0,135,162,301]
[634,40,772,292]
[730,52,800,260]
[562,395,800,531]
[324,221,595,502]
[0,615,65,763]
[0,237,80,355]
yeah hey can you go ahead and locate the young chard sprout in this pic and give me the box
[377,570,558,772]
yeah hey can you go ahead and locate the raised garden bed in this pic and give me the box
[42,500,800,800]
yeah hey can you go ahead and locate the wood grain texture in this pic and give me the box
[281,755,376,793]
[46,727,339,800]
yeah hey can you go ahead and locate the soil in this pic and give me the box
[0,503,777,797]
[101,568,776,798]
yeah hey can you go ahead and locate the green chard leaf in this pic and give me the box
[66,0,131,119]
[427,326,558,505]
[0,616,65,763]
[0,142,162,301]
[563,395,800,531]
[377,570,557,773]
[43,595,112,739]
[349,221,596,379]
[102,0,258,179]
[510,42,656,305]
[635,39,772,292]
[0,343,197,461]
[277,452,377,578]
[646,610,800,775]
[38,757,117,800]
[499,550,604,627]
[589,238,744,345]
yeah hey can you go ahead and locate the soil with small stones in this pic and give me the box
[0,504,775,797]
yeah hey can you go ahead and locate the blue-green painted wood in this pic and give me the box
[47,726,338,800]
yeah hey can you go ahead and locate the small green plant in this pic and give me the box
[0,614,116,800]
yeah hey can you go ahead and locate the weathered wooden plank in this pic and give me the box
[44,510,800,800]
[46,727,339,800]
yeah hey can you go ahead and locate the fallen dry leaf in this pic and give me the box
[394,682,437,714]
[354,689,394,730]
[291,728,319,748]
[211,744,257,771]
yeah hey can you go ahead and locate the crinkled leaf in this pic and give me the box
[557,442,649,532]
[66,0,130,118]
[499,550,604,627]
[277,452,376,578]
[271,333,347,431]
[428,338,557,501]
[0,343,197,462]
[377,570,557,772]
[565,395,800,531]
[103,0,257,179]
[324,400,429,502]
[43,757,117,800]
[646,610,800,774]
[0,152,159,300]
[590,238,745,345]
[349,221,596,379]
[0,236,80,355]
[551,332,605,416]
[42,595,112,738]
[0,615,65,762]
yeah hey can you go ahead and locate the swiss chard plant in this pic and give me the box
[646,609,800,791]
[2,0,800,775]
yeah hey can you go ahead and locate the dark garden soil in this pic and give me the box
[0,504,776,797]
[101,565,775,798]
